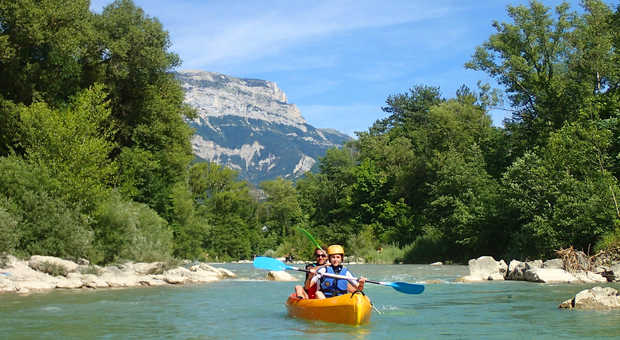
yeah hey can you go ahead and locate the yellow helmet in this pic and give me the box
[327,245,344,256]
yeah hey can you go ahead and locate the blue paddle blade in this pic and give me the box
[385,282,425,294]
[253,256,289,271]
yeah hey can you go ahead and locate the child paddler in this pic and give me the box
[309,245,366,299]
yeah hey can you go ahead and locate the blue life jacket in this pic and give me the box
[319,265,350,297]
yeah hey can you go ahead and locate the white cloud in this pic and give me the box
[162,1,460,69]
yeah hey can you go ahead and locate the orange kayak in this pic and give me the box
[285,293,372,325]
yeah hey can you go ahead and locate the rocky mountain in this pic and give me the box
[177,70,351,185]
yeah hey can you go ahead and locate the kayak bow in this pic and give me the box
[285,293,372,325]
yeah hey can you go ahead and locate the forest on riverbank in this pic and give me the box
[0,0,619,264]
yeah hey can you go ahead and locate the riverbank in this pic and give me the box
[0,255,236,294]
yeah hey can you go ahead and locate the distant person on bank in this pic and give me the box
[308,245,366,299]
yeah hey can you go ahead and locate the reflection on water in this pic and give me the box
[290,320,372,339]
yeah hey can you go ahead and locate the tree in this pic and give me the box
[93,0,195,219]
[260,178,303,240]
[466,0,618,150]
[18,84,117,207]
[0,0,93,106]
[502,122,619,258]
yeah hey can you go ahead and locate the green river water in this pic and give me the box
[1,263,620,339]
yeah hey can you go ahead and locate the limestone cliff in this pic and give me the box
[177,70,350,184]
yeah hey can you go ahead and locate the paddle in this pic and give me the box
[296,227,324,252]
[253,256,424,295]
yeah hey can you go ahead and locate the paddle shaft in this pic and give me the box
[253,257,424,294]
[290,265,417,290]
[288,265,377,284]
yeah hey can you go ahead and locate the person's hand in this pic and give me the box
[358,277,366,291]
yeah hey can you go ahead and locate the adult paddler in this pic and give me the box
[294,247,328,299]
[309,245,366,299]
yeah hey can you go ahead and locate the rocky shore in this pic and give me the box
[0,255,236,294]
[456,250,620,310]
[456,256,614,284]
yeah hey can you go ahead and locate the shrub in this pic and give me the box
[79,265,102,276]
[403,226,448,264]
[39,261,68,277]
[0,253,9,268]
[146,259,183,275]
[365,244,406,264]
[346,225,378,260]
[0,197,20,254]
[18,190,95,260]
[0,157,98,261]
[595,226,620,252]
[95,192,173,263]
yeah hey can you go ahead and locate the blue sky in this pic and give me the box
[91,0,579,136]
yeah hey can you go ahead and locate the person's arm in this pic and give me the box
[346,271,366,292]
[309,267,325,288]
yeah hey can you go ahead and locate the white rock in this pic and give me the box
[15,280,56,291]
[28,255,78,273]
[267,270,296,281]
[28,255,79,274]
[131,262,164,275]
[524,268,577,283]
[507,260,525,280]
[543,258,564,269]
[430,262,443,266]
[611,264,620,282]
[164,267,219,284]
[560,286,620,309]
[55,277,84,289]
[0,277,16,293]
[467,256,505,281]
[572,271,607,283]
[81,274,109,288]
[216,268,236,278]
[100,271,141,287]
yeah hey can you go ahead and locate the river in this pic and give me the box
[1,263,619,339]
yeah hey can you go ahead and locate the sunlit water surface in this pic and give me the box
[1,263,619,339]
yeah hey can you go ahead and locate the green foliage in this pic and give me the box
[0,0,93,105]
[344,224,405,263]
[403,226,447,264]
[1,0,618,264]
[502,123,619,258]
[38,261,68,277]
[186,162,260,260]
[19,190,95,260]
[146,259,183,275]
[18,85,117,207]
[79,265,102,276]
[594,226,620,252]
[94,192,173,263]
[366,244,407,264]
[0,196,20,254]
[0,156,96,260]
[260,178,303,239]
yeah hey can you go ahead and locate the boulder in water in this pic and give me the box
[560,286,620,310]
[267,270,296,281]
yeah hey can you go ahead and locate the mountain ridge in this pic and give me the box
[177,70,351,184]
